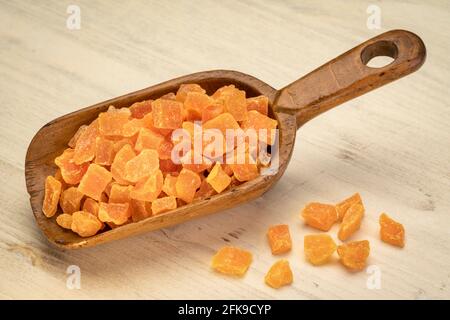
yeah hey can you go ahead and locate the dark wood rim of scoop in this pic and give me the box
[25,29,425,249]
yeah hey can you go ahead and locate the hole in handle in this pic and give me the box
[361,40,398,68]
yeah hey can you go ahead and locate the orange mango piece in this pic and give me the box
[203,112,240,136]
[98,202,131,225]
[151,196,177,215]
[180,149,213,173]
[175,168,201,203]
[152,99,184,129]
[338,203,364,241]
[241,110,278,145]
[176,83,206,102]
[59,187,84,214]
[55,148,89,185]
[124,149,159,183]
[337,240,370,271]
[95,137,115,166]
[264,260,293,289]
[56,213,73,229]
[228,151,259,182]
[212,85,236,99]
[304,234,337,265]
[220,87,247,121]
[130,199,152,222]
[111,144,136,185]
[184,92,213,120]
[68,125,87,148]
[42,176,62,217]
[301,202,338,231]
[336,193,362,221]
[129,100,152,119]
[113,137,136,154]
[379,213,405,247]
[267,224,292,255]
[135,127,165,152]
[130,170,163,202]
[162,174,178,197]
[206,163,231,193]
[78,163,112,201]
[82,198,99,217]
[246,95,269,116]
[195,178,216,199]
[98,107,130,136]
[71,211,103,237]
[73,120,99,164]
[109,183,132,203]
[160,159,182,174]
[202,101,224,122]
[157,138,174,160]
[211,246,252,276]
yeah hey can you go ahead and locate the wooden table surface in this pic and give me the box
[1,0,449,299]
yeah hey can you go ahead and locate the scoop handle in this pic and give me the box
[274,30,426,128]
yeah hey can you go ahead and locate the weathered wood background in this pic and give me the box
[0,0,449,299]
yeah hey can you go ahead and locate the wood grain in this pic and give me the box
[1,0,449,299]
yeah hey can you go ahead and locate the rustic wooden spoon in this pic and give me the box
[25,30,425,249]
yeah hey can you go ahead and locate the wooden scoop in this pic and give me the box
[25,30,425,249]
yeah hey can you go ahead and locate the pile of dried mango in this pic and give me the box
[42,84,277,237]
[211,193,405,289]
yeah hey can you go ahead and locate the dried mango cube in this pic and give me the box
[157,139,174,160]
[267,224,292,255]
[160,159,182,173]
[206,163,231,193]
[301,202,338,231]
[379,213,405,247]
[212,85,236,99]
[111,144,136,185]
[246,96,269,116]
[55,148,89,185]
[220,87,247,121]
[176,83,206,102]
[129,100,152,119]
[175,169,201,203]
[264,260,293,289]
[95,137,115,166]
[130,199,151,222]
[184,92,213,120]
[203,112,240,136]
[82,198,99,217]
[338,203,364,241]
[336,193,362,221]
[125,149,159,183]
[195,178,216,199]
[241,110,278,145]
[162,174,178,197]
[135,128,165,152]
[130,170,163,202]
[42,176,62,217]
[304,234,337,265]
[152,99,184,129]
[73,120,99,164]
[78,163,112,201]
[161,92,176,100]
[202,101,224,122]
[59,187,84,214]
[98,107,130,136]
[211,246,252,276]
[71,211,103,237]
[151,196,177,215]
[109,183,132,203]
[113,137,136,154]
[180,149,213,173]
[98,202,131,225]
[68,125,87,148]
[228,151,259,182]
[56,213,73,229]
[337,240,370,271]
